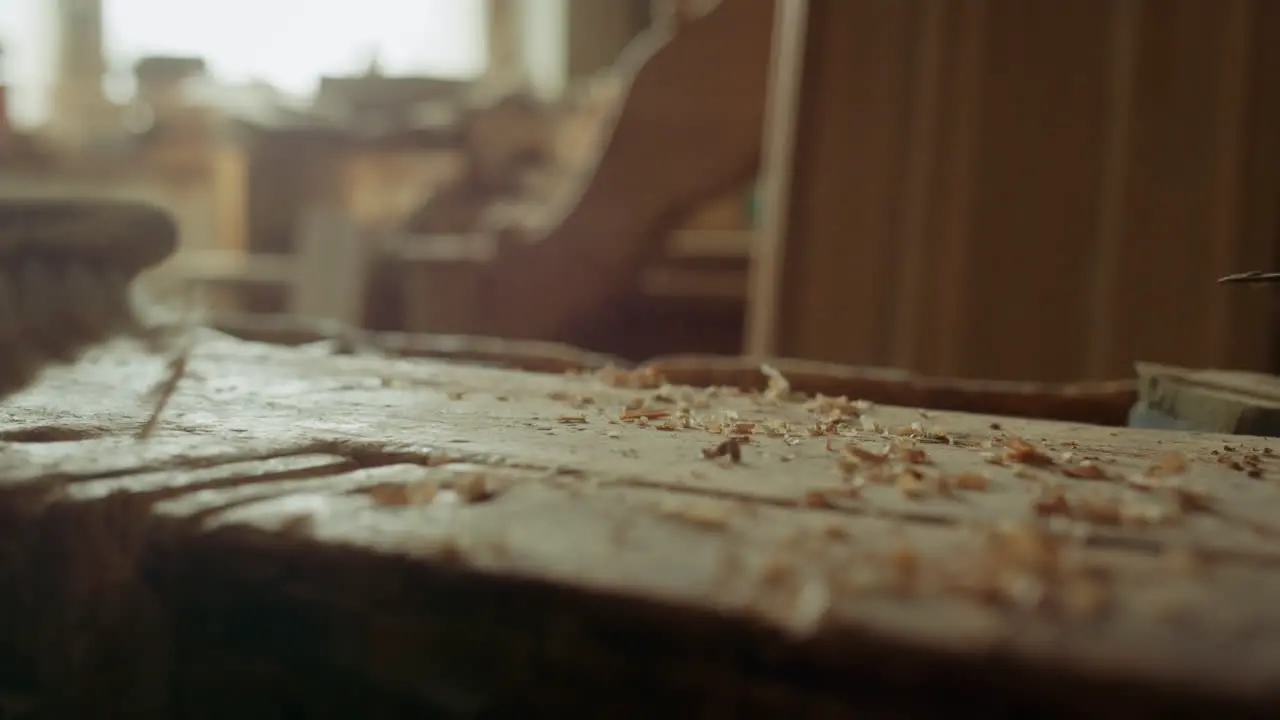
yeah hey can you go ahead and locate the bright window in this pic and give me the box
[1,0,487,127]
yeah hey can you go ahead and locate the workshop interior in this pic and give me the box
[0,0,1279,717]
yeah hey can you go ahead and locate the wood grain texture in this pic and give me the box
[752,0,1280,381]
[0,331,1279,716]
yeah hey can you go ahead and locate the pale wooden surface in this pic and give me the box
[2,331,1280,715]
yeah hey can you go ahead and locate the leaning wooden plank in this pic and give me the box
[197,313,1142,425]
[0,334,1277,716]
[189,308,1144,426]
[647,354,1137,425]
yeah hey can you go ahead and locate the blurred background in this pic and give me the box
[0,0,1275,385]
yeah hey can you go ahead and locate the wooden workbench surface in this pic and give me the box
[2,332,1279,718]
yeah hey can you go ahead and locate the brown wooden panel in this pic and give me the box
[954,0,1114,381]
[1104,0,1271,377]
[752,0,1280,382]
[758,0,922,367]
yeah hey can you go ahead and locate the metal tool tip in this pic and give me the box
[1218,271,1280,284]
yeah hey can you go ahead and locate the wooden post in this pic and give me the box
[748,0,1280,381]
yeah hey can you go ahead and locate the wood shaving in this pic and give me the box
[1065,493,1124,525]
[984,524,1062,576]
[947,472,990,491]
[621,408,670,422]
[1004,435,1055,466]
[658,501,733,530]
[548,390,594,408]
[886,421,950,444]
[596,364,665,389]
[1033,485,1071,517]
[454,473,500,503]
[838,443,889,467]
[890,445,930,464]
[1033,485,1184,527]
[896,472,933,499]
[557,414,589,424]
[808,421,839,436]
[702,437,742,463]
[1148,451,1189,477]
[1213,447,1265,477]
[802,488,846,508]
[1061,461,1109,480]
[368,480,440,507]
[761,420,790,437]
[946,524,1115,620]
[649,386,679,404]
[804,394,866,418]
[760,363,792,402]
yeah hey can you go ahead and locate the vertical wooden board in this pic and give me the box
[765,0,922,366]
[1106,0,1238,375]
[1239,0,1280,372]
[949,0,1115,381]
[753,0,1279,382]
[901,0,992,376]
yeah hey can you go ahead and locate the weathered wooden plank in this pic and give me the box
[151,481,1280,716]
[2,331,1280,716]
